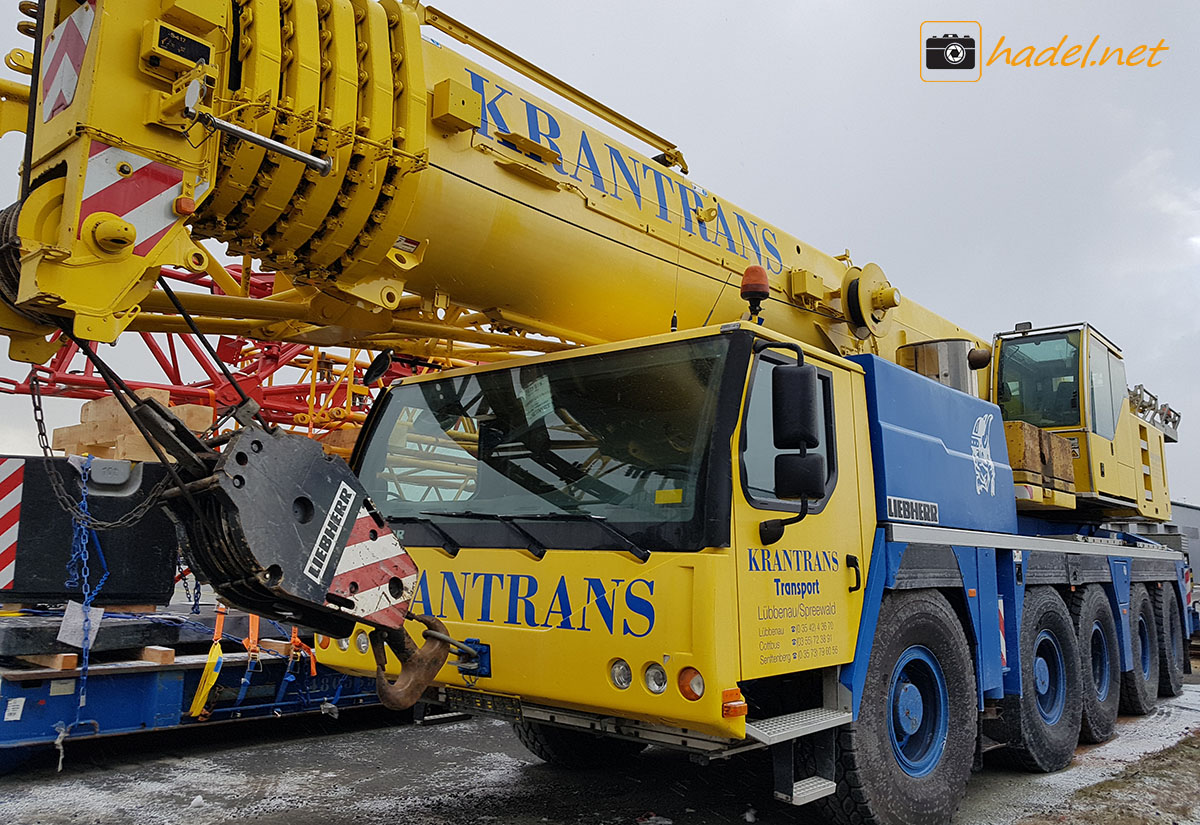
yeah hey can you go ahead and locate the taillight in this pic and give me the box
[678,667,705,701]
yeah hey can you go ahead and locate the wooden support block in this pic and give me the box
[139,645,175,665]
[20,652,79,670]
[52,421,114,451]
[170,403,214,431]
[258,638,293,657]
[1003,420,1042,474]
[1040,429,1076,484]
[81,389,171,423]
[112,432,172,463]
[106,604,157,614]
[55,389,212,462]
[320,428,360,452]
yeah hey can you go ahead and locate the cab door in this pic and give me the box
[731,347,876,682]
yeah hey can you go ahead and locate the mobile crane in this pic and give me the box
[0,2,1191,824]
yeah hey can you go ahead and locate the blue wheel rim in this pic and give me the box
[1034,629,1066,724]
[887,645,949,777]
[1090,621,1110,702]
[1138,614,1151,678]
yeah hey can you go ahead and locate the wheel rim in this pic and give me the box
[1033,629,1067,724]
[887,645,949,777]
[1089,621,1110,702]
[1138,614,1151,679]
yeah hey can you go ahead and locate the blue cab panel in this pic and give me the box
[848,355,1017,534]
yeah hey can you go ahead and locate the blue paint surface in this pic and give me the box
[0,659,380,753]
[849,355,1017,534]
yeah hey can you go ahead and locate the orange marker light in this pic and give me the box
[721,687,748,718]
[172,196,196,216]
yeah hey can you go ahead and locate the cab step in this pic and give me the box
[417,710,472,726]
[745,708,851,745]
[777,776,837,806]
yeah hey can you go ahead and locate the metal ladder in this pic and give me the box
[742,669,852,806]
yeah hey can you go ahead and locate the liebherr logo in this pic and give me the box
[887,496,940,525]
[972,413,996,496]
[305,481,356,584]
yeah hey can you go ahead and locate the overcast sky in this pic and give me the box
[0,2,1195,503]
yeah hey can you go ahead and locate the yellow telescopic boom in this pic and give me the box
[0,0,984,370]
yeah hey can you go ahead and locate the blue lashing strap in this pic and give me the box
[234,615,262,707]
[275,656,298,705]
[235,654,261,706]
[328,674,346,706]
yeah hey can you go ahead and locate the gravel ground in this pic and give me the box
[1,684,1197,825]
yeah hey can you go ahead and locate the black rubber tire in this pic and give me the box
[512,719,646,768]
[1119,583,1159,715]
[1002,587,1082,772]
[1068,585,1120,743]
[1155,583,1185,698]
[816,590,977,825]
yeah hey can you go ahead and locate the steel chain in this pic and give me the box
[30,374,170,530]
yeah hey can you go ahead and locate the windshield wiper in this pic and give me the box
[503,513,651,562]
[424,511,547,560]
[384,515,462,557]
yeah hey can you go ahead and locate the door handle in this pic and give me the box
[847,554,862,593]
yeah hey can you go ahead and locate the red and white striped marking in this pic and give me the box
[0,459,25,591]
[998,598,1007,668]
[79,141,185,257]
[326,508,419,630]
[41,0,95,123]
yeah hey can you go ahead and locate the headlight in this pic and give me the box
[354,630,370,654]
[644,663,668,694]
[678,667,705,701]
[336,637,350,651]
[610,659,633,690]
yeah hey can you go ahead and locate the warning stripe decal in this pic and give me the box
[998,599,1007,668]
[330,552,419,596]
[0,458,24,590]
[41,1,95,123]
[79,142,185,258]
[325,507,418,628]
[363,603,411,628]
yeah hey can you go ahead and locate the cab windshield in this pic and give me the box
[995,331,1082,428]
[357,335,741,551]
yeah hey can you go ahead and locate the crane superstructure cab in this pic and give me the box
[319,321,1191,823]
[993,324,1171,521]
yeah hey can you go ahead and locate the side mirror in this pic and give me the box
[363,348,395,385]
[773,364,820,450]
[775,453,826,500]
[759,449,827,545]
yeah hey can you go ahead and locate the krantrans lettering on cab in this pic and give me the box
[0,3,1190,825]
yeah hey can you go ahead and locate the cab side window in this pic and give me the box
[742,357,836,507]
[1087,334,1127,442]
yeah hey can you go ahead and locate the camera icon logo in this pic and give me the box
[921,22,982,82]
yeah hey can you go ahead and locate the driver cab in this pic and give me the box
[993,323,1169,519]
